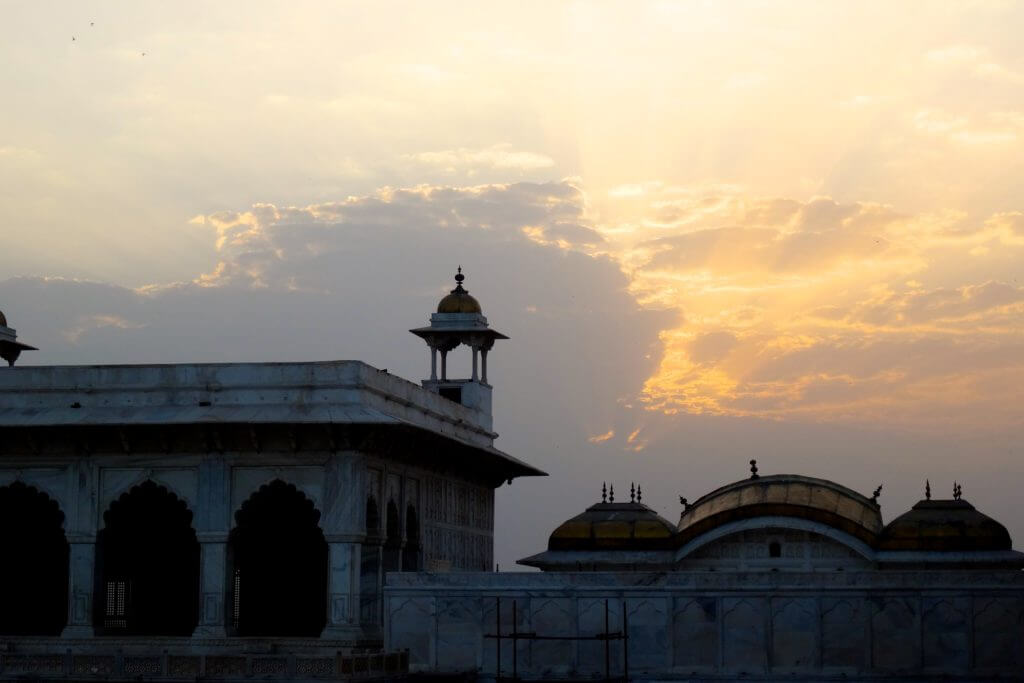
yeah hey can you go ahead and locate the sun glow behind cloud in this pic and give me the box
[2,1,1024,435]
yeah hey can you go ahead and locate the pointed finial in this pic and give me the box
[953,481,962,501]
[609,484,615,503]
[637,485,642,503]
[601,481,607,503]
[871,484,883,506]
[925,479,931,500]
[630,482,636,503]
[679,495,688,510]
[749,459,759,479]
[454,266,465,285]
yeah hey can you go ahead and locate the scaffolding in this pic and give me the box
[484,597,629,682]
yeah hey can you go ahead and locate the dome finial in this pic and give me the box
[454,266,465,286]
[749,459,759,479]
[925,479,931,500]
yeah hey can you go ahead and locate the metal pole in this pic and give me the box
[496,597,501,682]
[622,604,629,683]
[604,598,610,681]
[512,599,518,682]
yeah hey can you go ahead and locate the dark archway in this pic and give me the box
[0,482,69,635]
[382,499,401,574]
[228,480,327,637]
[360,496,382,624]
[402,505,421,571]
[95,480,199,636]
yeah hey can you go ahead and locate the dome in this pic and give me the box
[877,499,1011,552]
[548,502,677,551]
[677,474,884,545]
[437,268,482,314]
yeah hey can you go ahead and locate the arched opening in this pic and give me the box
[228,480,327,636]
[769,541,782,558]
[360,496,382,624]
[95,480,199,636]
[402,505,421,571]
[0,482,69,635]
[382,499,402,574]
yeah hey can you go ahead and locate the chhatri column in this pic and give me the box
[480,349,489,384]
[429,345,438,381]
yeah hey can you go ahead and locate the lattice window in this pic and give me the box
[104,580,127,629]
[232,570,241,630]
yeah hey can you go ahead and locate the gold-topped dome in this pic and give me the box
[437,267,482,314]
[878,499,1011,552]
[548,501,677,551]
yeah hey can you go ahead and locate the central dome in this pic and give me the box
[437,268,482,314]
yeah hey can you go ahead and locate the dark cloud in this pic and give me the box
[0,181,667,568]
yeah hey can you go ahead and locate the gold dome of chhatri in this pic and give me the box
[437,267,482,314]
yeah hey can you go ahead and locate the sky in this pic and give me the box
[2,1,1023,568]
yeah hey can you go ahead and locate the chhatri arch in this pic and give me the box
[228,479,328,637]
[94,480,200,635]
[0,481,69,635]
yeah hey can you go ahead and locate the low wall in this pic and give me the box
[385,570,1024,680]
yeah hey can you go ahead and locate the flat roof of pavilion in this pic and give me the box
[0,360,545,480]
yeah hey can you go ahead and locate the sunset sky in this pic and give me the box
[3,1,1023,566]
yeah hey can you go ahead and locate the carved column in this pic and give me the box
[63,458,96,638]
[194,457,229,637]
[323,541,361,637]
[63,540,95,637]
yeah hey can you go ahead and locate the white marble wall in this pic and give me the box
[385,571,1024,680]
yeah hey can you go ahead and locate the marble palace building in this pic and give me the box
[1,270,1023,682]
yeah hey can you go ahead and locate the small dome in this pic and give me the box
[437,268,483,314]
[548,502,676,551]
[878,499,1011,552]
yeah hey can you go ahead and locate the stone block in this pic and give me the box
[577,597,623,677]
[922,597,969,673]
[672,597,717,671]
[168,656,201,677]
[625,597,669,672]
[821,597,865,671]
[870,596,919,672]
[436,596,483,672]
[771,597,816,670]
[722,597,767,674]
[529,597,575,676]
[388,596,435,670]
[973,596,1024,672]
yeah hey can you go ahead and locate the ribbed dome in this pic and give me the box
[548,502,676,551]
[437,268,482,314]
[677,474,883,545]
[878,499,1011,552]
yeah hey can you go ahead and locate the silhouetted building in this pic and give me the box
[0,271,543,679]
[386,469,1024,678]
